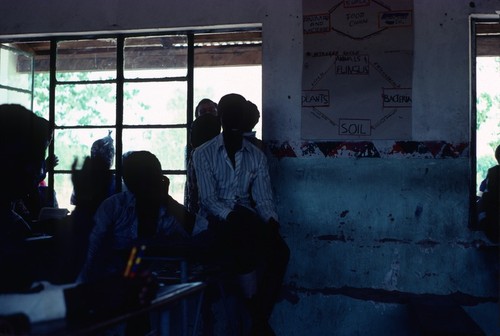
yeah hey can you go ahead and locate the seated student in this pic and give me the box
[192,93,290,336]
[41,137,117,284]
[195,98,218,119]
[477,144,500,243]
[79,150,193,282]
[49,155,117,284]
[0,104,54,292]
[242,100,264,151]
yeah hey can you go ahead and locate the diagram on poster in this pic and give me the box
[302,0,413,140]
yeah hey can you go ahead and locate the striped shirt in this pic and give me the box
[192,133,278,223]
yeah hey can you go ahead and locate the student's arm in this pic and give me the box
[251,153,279,223]
[77,199,115,283]
[159,175,195,235]
[164,195,196,235]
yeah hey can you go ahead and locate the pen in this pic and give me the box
[123,246,137,278]
[128,245,146,278]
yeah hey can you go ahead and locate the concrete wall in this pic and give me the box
[1,0,499,334]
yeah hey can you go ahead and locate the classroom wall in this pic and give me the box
[1,0,499,334]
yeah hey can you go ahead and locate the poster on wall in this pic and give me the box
[302,0,414,140]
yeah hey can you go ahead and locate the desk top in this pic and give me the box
[30,281,205,336]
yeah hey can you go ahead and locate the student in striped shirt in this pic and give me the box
[192,93,289,336]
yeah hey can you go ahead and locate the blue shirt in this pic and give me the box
[79,191,188,282]
[192,133,278,223]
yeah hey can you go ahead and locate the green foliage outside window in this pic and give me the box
[32,71,189,208]
[476,57,500,190]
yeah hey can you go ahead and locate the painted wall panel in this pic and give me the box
[272,158,496,293]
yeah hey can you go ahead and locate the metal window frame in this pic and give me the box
[46,33,194,182]
[0,26,262,204]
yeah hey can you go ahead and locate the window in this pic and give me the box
[0,44,34,108]
[1,29,262,211]
[470,15,500,223]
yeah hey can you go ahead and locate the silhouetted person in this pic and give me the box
[79,151,192,282]
[0,107,157,327]
[48,131,117,283]
[193,93,290,336]
[242,100,264,150]
[195,98,218,119]
[0,104,53,292]
[48,155,116,284]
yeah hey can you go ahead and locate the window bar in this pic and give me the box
[186,33,195,163]
[47,39,57,205]
[115,36,125,192]
[0,84,32,95]
[469,18,478,228]
[29,53,35,111]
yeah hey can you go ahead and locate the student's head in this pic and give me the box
[91,131,115,169]
[218,93,247,133]
[241,100,260,133]
[190,113,221,148]
[0,104,52,202]
[195,99,218,119]
[495,144,500,164]
[122,151,163,199]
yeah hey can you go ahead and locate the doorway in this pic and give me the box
[470,14,500,225]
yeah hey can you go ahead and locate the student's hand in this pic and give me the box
[226,206,255,227]
[45,154,59,170]
[225,206,261,238]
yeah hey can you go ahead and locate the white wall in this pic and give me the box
[412,0,499,142]
[3,1,498,143]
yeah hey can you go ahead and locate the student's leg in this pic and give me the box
[259,233,290,320]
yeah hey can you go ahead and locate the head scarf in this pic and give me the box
[91,131,115,168]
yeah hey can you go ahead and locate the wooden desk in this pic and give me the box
[30,281,205,336]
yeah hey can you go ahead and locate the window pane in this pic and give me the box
[54,173,75,213]
[165,174,186,205]
[0,88,31,107]
[0,45,33,90]
[123,128,186,170]
[55,83,116,126]
[0,45,33,107]
[476,57,500,189]
[124,35,187,79]
[54,128,116,170]
[194,65,262,137]
[56,39,117,81]
[124,81,187,125]
[33,73,50,120]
